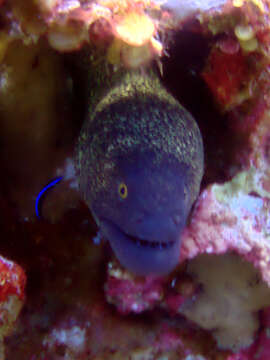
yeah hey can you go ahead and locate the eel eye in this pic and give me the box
[118,182,128,199]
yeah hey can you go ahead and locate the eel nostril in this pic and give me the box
[172,213,182,226]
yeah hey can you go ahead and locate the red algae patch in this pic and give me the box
[0,255,26,358]
[0,256,26,302]
[202,49,249,108]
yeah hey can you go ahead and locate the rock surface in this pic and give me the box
[0,0,270,359]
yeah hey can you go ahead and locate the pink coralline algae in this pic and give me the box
[105,261,197,315]
[177,99,270,286]
[106,264,165,314]
[180,179,270,280]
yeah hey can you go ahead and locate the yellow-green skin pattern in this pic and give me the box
[75,68,204,276]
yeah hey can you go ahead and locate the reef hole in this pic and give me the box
[161,25,250,186]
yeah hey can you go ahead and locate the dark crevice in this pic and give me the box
[161,26,247,186]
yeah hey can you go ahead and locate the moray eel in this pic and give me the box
[75,67,204,276]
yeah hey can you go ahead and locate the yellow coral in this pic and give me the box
[234,25,258,52]
[235,25,254,41]
[107,38,122,64]
[250,0,266,12]
[240,37,258,52]
[233,0,266,12]
[114,12,155,46]
[233,0,244,7]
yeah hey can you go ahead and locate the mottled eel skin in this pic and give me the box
[75,63,204,276]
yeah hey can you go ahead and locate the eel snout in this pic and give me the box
[100,216,182,276]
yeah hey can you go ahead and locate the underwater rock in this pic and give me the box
[180,168,270,285]
[1,0,270,358]
[225,308,270,359]
[181,253,270,351]
[161,0,227,21]
[105,261,165,314]
[0,38,73,218]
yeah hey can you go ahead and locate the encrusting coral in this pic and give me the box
[183,254,270,351]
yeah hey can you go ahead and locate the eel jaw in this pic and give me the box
[99,218,181,276]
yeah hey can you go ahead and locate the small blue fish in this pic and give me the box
[35,177,63,219]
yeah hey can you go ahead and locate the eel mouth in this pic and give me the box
[124,231,175,250]
[99,217,180,276]
[101,218,175,250]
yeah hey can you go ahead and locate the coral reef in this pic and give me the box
[0,0,270,359]
[0,253,26,357]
